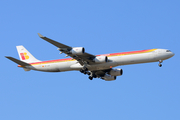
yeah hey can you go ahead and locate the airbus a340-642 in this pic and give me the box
[6,33,175,81]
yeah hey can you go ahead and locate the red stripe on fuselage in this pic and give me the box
[99,49,151,57]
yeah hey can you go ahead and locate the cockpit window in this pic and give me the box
[166,50,171,52]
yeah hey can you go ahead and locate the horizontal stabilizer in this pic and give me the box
[5,56,30,66]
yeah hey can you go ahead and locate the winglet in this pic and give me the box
[38,33,44,38]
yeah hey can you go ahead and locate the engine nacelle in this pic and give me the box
[93,56,108,63]
[70,47,85,55]
[102,74,116,81]
[109,68,123,76]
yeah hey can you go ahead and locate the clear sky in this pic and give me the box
[1,0,179,120]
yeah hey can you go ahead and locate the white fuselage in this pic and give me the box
[23,49,174,72]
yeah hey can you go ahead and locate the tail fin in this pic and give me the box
[16,45,41,63]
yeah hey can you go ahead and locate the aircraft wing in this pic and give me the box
[38,33,96,65]
[38,33,71,49]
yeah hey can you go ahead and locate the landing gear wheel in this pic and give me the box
[158,63,162,67]
[87,72,91,75]
[84,71,87,74]
[80,69,84,73]
[93,75,97,78]
[158,60,163,67]
[89,76,93,80]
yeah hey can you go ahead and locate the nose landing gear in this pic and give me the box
[158,60,163,67]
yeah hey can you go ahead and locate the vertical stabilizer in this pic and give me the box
[16,45,41,63]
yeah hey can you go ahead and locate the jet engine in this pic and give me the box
[109,68,123,76]
[93,56,108,63]
[101,74,116,81]
[70,47,85,55]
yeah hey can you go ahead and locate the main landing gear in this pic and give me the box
[80,68,96,80]
[89,76,93,80]
[80,68,89,74]
[88,74,97,80]
[158,60,163,67]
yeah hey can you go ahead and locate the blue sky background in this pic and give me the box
[1,0,179,120]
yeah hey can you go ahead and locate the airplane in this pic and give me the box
[5,33,175,81]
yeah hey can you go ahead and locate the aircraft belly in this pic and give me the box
[88,62,118,71]
[70,62,83,70]
[30,61,74,72]
[30,64,59,72]
[54,61,74,72]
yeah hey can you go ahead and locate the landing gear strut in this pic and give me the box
[79,64,96,80]
[80,62,88,74]
[158,60,163,67]
[80,69,97,80]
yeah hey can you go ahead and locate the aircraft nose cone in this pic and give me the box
[170,52,175,58]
